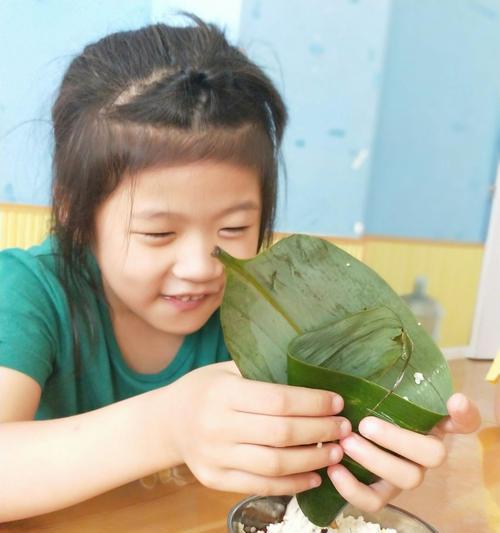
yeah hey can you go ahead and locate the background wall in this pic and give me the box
[239,0,500,242]
[0,0,153,205]
[239,0,391,238]
[1,0,499,348]
[1,0,498,243]
[365,0,500,242]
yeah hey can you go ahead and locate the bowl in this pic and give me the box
[227,495,438,532]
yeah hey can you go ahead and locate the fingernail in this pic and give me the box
[332,394,344,412]
[310,475,322,488]
[339,419,351,437]
[328,465,342,482]
[329,444,342,462]
[359,417,378,438]
[341,435,356,451]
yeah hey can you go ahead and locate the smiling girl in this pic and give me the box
[0,14,480,521]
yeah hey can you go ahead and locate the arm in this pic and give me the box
[1,362,350,521]
[0,367,181,521]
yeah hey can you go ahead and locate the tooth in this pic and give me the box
[173,295,205,302]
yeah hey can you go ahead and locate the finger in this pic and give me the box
[229,379,344,416]
[327,464,398,513]
[358,417,446,468]
[203,468,322,496]
[230,442,343,477]
[340,433,425,490]
[369,478,401,503]
[432,393,481,438]
[233,412,351,447]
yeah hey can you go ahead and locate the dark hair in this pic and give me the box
[51,13,287,287]
[49,14,287,368]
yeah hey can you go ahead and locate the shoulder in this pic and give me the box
[0,239,62,387]
[0,238,58,281]
[0,238,66,304]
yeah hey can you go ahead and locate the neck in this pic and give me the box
[111,310,185,374]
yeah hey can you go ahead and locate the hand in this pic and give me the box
[168,361,351,495]
[328,392,481,512]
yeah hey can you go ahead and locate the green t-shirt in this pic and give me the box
[0,238,230,420]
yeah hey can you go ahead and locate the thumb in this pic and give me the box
[433,393,481,438]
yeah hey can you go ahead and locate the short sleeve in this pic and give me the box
[0,249,57,388]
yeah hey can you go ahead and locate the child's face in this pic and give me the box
[93,160,262,338]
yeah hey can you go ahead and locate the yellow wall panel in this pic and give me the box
[0,203,51,250]
[363,238,483,348]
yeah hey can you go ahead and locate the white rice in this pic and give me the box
[238,496,397,533]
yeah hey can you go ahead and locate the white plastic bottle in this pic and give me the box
[401,276,444,343]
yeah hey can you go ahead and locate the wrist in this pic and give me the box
[140,383,184,469]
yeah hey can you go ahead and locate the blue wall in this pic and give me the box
[365,0,500,242]
[1,0,499,243]
[151,0,242,43]
[239,0,391,238]
[0,0,152,205]
[240,0,499,242]
[0,0,242,206]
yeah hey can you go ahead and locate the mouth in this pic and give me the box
[163,294,207,302]
[160,288,224,311]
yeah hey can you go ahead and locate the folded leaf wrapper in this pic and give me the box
[214,234,452,526]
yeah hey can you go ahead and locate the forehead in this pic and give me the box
[107,160,262,216]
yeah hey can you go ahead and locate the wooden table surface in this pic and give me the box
[1,359,499,533]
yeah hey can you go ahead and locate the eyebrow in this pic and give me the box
[132,200,260,220]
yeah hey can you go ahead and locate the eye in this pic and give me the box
[220,226,249,235]
[142,232,175,239]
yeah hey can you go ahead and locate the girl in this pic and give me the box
[0,15,480,521]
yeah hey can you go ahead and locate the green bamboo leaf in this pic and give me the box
[288,307,411,381]
[214,234,452,526]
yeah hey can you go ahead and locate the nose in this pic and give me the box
[171,234,224,283]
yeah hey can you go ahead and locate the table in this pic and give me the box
[1,359,499,533]
[392,358,500,532]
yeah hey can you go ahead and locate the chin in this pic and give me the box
[157,313,216,336]
[162,322,208,336]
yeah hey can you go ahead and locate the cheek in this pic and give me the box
[220,229,261,260]
[100,243,167,296]
[123,245,168,283]
[218,243,252,261]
